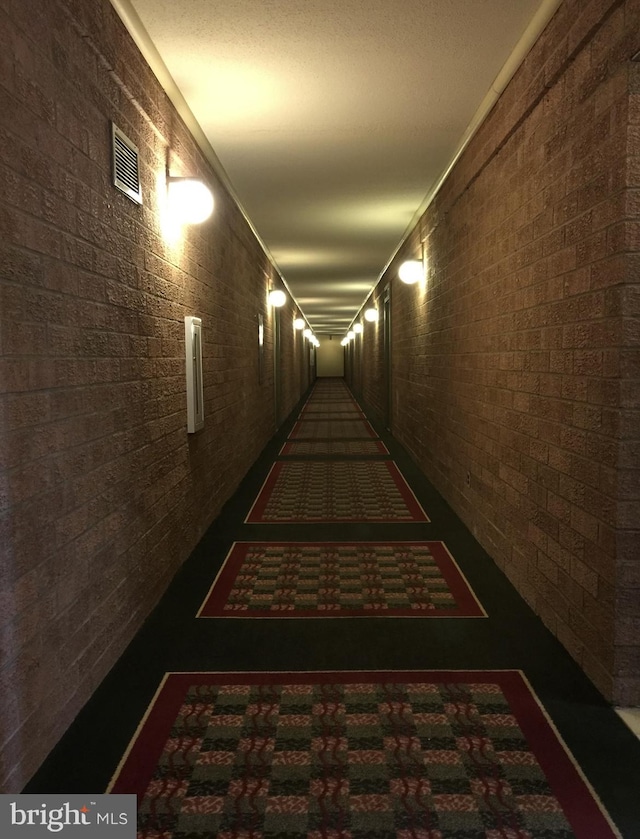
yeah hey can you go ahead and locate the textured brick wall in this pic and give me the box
[616,52,640,701]
[277,307,312,424]
[296,319,313,403]
[358,288,387,421]
[360,0,639,702]
[0,0,306,790]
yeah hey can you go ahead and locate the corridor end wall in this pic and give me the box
[0,0,308,790]
[359,0,640,703]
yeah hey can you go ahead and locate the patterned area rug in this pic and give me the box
[246,461,429,522]
[198,542,486,618]
[303,403,361,413]
[308,392,352,398]
[311,385,351,394]
[289,420,378,440]
[306,399,354,404]
[108,670,619,838]
[280,440,389,456]
[298,413,367,422]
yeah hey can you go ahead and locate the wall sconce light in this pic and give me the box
[398,258,423,284]
[268,289,287,307]
[293,317,305,330]
[340,337,349,346]
[353,323,363,334]
[347,330,355,340]
[364,307,379,322]
[303,328,313,339]
[167,176,214,224]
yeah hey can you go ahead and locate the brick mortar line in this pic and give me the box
[54,0,274,263]
[55,0,168,146]
[450,0,628,214]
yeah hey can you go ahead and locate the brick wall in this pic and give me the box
[0,0,307,790]
[356,288,388,422]
[616,51,640,702]
[359,0,639,702]
[277,307,312,425]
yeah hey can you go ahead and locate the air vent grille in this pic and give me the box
[111,123,142,205]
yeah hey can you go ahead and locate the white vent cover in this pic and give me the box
[111,123,142,205]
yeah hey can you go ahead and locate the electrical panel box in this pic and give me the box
[185,316,204,433]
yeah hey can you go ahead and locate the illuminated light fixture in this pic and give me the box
[398,258,423,284]
[364,307,379,322]
[293,317,305,330]
[340,337,349,346]
[353,323,363,334]
[167,176,214,224]
[268,289,287,307]
[347,330,355,340]
[303,328,313,339]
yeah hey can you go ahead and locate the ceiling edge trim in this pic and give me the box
[108,0,305,317]
[350,0,564,328]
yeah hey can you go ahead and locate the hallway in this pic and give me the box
[25,378,640,836]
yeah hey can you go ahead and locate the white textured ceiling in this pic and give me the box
[124,0,549,335]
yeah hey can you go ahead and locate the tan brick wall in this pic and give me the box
[0,0,306,790]
[277,307,312,424]
[360,0,639,702]
[615,48,640,703]
[357,288,388,422]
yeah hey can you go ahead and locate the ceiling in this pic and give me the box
[117,0,553,335]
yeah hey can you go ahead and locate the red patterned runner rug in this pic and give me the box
[108,670,620,838]
[197,542,486,618]
[299,413,367,421]
[280,440,389,455]
[307,394,353,400]
[301,403,363,413]
[289,419,378,440]
[310,385,351,394]
[245,461,429,523]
